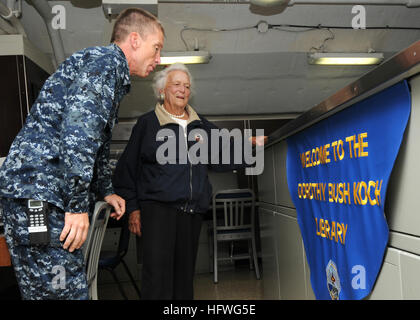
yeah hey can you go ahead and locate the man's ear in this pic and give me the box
[129,32,141,50]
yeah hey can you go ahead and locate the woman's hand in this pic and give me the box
[249,136,268,146]
[129,210,141,236]
[104,194,126,220]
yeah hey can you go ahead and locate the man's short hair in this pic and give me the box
[111,8,164,43]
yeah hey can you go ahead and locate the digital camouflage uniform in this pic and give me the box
[0,43,130,300]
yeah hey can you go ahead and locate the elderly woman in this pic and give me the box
[113,63,264,300]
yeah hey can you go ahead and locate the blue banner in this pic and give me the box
[286,81,411,300]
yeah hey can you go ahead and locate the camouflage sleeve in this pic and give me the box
[95,136,114,199]
[60,62,117,214]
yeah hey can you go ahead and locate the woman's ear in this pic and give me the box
[159,90,165,102]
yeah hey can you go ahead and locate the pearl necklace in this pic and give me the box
[162,105,185,119]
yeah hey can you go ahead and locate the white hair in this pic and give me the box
[152,63,194,100]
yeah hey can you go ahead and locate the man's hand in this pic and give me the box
[128,210,141,237]
[104,194,126,220]
[60,212,90,252]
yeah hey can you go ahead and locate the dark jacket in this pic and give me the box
[113,103,246,214]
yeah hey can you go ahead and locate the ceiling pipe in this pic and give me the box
[160,0,420,6]
[0,16,17,34]
[0,1,20,34]
[6,0,26,36]
[0,5,16,33]
[30,0,66,66]
[7,0,17,14]
[0,1,12,17]
[288,0,420,7]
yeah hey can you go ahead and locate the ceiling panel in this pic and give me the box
[13,1,420,116]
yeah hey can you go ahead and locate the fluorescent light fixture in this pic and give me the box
[308,52,384,66]
[250,0,290,8]
[102,0,158,16]
[159,51,211,65]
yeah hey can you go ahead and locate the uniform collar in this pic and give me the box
[111,43,131,88]
[154,103,201,126]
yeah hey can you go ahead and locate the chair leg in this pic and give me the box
[213,238,218,284]
[90,274,98,300]
[251,237,261,280]
[121,259,141,299]
[108,268,128,300]
[208,228,213,273]
[248,240,253,270]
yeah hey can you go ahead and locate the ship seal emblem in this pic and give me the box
[326,260,341,300]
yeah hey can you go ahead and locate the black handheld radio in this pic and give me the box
[26,199,50,245]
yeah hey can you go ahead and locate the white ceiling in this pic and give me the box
[13,0,420,117]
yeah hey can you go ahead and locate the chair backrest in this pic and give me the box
[83,201,111,291]
[212,188,255,231]
[107,212,130,259]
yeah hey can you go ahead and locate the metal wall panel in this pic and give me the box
[257,146,276,204]
[259,208,281,300]
[368,248,403,299]
[273,141,295,208]
[400,251,420,299]
[368,248,420,300]
[303,249,316,300]
[386,74,420,237]
[275,210,306,299]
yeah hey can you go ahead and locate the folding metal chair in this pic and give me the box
[98,214,141,300]
[209,189,261,283]
[83,201,111,300]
